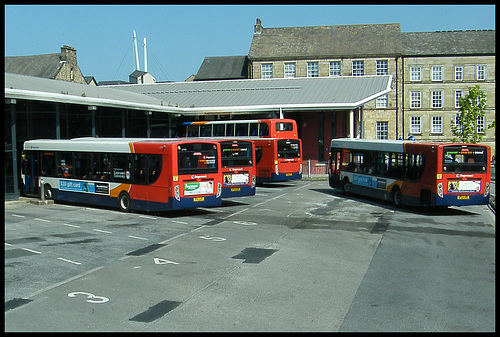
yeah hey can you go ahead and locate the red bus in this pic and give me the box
[328,138,491,207]
[179,118,298,139]
[219,139,256,198]
[21,138,223,212]
[179,119,302,183]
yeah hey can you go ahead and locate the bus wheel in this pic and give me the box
[118,192,131,212]
[342,178,352,195]
[43,184,53,200]
[392,187,402,206]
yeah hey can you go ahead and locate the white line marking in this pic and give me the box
[139,215,157,220]
[128,235,148,241]
[154,258,179,265]
[93,229,112,234]
[57,257,81,265]
[170,220,188,224]
[22,248,41,254]
[35,218,51,222]
[5,242,12,246]
[12,214,25,218]
[63,223,81,228]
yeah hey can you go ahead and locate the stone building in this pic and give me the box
[5,45,87,84]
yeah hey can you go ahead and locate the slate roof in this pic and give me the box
[195,56,249,81]
[5,53,63,79]
[402,30,495,56]
[249,23,403,60]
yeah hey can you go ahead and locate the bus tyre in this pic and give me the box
[43,184,53,200]
[118,192,131,212]
[342,178,352,195]
[392,187,402,206]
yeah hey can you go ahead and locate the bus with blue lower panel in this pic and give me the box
[328,138,491,207]
[219,139,256,198]
[21,138,223,212]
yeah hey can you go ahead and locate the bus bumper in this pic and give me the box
[221,185,256,198]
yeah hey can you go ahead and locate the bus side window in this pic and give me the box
[260,123,269,137]
[148,155,162,184]
[250,123,258,136]
[56,152,74,178]
[74,152,92,179]
[41,152,56,177]
[133,154,147,185]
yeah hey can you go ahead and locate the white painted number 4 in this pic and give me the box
[68,291,109,304]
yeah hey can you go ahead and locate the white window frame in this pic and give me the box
[352,60,364,76]
[376,121,388,140]
[477,65,486,80]
[432,66,443,81]
[284,62,296,78]
[455,66,463,81]
[455,90,463,108]
[307,62,319,77]
[410,66,421,81]
[329,61,341,77]
[431,116,443,134]
[376,94,388,108]
[477,116,485,133]
[432,90,443,108]
[410,116,422,134]
[261,63,273,79]
[454,114,462,134]
[376,60,388,75]
[410,91,421,109]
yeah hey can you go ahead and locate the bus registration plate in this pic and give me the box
[193,197,205,202]
[457,195,470,200]
[231,187,241,192]
[286,173,292,176]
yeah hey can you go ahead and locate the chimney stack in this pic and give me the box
[254,18,262,35]
[60,45,77,65]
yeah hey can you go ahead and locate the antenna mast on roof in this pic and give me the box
[143,37,147,73]
[133,30,140,71]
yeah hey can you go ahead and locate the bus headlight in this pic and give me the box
[174,185,180,201]
[217,182,222,198]
[437,182,443,198]
[484,182,490,197]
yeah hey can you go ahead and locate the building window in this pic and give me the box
[261,63,273,79]
[307,62,319,77]
[376,94,388,108]
[454,114,462,133]
[432,91,443,108]
[477,116,485,133]
[284,63,296,78]
[455,90,463,108]
[432,66,443,81]
[329,61,341,77]
[477,65,486,80]
[455,66,463,81]
[410,91,421,108]
[431,116,443,134]
[352,60,364,76]
[410,66,421,81]
[410,116,422,134]
[376,60,388,75]
[376,121,388,140]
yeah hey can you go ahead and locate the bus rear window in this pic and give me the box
[220,141,253,167]
[443,146,487,173]
[178,143,218,174]
[278,139,300,159]
[275,122,294,132]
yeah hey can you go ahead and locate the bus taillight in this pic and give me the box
[484,182,490,197]
[174,185,180,201]
[437,182,443,198]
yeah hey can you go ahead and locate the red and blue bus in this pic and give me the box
[219,139,256,198]
[328,138,491,207]
[179,119,302,183]
[21,138,223,212]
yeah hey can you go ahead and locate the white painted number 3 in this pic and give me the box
[68,291,109,304]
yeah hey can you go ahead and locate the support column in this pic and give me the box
[349,110,354,139]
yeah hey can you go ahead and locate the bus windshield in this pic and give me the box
[443,145,488,173]
[278,139,300,159]
[220,142,253,167]
[178,143,218,174]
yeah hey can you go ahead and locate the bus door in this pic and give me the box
[329,149,342,187]
[22,152,40,196]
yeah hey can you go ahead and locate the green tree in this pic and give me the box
[451,85,494,143]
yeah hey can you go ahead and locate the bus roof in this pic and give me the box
[329,138,489,153]
[23,138,220,153]
[181,118,296,126]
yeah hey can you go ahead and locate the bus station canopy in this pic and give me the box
[5,72,391,115]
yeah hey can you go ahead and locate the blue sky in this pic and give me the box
[4,5,495,83]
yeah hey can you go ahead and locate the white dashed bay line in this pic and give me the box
[128,235,149,241]
[11,214,25,218]
[63,223,81,228]
[139,215,157,220]
[57,257,82,265]
[35,218,51,222]
[93,229,112,234]
[5,242,12,246]
[22,248,41,254]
